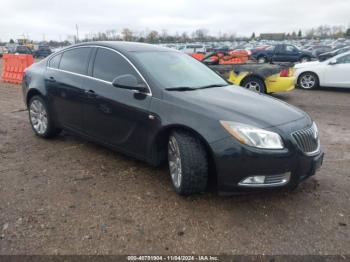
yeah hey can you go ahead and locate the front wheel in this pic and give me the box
[300,56,310,63]
[297,72,319,90]
[28,96,61,138]
[168,131,208,195]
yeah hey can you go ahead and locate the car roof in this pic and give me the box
[335,50,350,58]
[72,41,174,53]
[327,50,350,61]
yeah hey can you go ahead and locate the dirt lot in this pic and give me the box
[0,60,349,255]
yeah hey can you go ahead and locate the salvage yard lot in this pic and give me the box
[0,60,349,255]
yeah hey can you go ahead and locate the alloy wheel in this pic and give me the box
[300,74,316,89]
[29,99,48,135]
[245,81,261,92]
[258,57,266,63]
[168,136,182,189]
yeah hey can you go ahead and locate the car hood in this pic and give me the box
[303,50,313,56]
[164,86,308,129]
[294,61,321,69]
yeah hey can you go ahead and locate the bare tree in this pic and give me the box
[305,28,315,39]
[121,28,134,41]
[193,29,209,42]
[305,25,345,39]
[181,32,190,42]
[346,28,350,38]
[161,29,168,40]
[146,30,159,43]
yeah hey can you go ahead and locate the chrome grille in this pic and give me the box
[292,125,319,154]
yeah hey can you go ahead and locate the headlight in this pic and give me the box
[312,121,318,139]
[220,121,284,149]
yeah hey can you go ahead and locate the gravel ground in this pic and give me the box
[0,60,349,255]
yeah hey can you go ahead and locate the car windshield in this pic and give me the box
[17,46,27,51]
[132,51,228,90]
[292,45,300,50]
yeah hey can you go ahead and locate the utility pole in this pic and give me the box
[75,24,79,43]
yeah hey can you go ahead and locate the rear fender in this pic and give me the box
[227,71,249,85]
[265,73,296,93]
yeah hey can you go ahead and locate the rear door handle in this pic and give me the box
[85,89,97,98]
[47,76,56,82]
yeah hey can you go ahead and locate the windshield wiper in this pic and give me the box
[165,84,228,91]
[196,84,229,89]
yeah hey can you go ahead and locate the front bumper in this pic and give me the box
[210,136,324,193]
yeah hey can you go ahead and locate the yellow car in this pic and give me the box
[209,64,296,94]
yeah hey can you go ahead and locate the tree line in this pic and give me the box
[2,25,349,46]
[75,25,350,44]
[76,28,235,44]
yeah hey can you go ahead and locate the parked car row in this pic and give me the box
[174,39,350,91]
[229,42,350,64]
[2,44,53,58]
[318,46,350,61]
[166,38,350,64]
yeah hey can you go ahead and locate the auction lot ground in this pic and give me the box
[0,60,349,255]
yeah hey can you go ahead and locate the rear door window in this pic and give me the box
[92,48,140,82]
[286,45,297,53]
[59,47,91,75]
[48,53,62,69]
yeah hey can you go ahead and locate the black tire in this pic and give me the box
[241,76,266,93]
[297,72,319,90]
[168,130,208,195]
[257,55,267,63]
[28,95,61,138]
[300,56,310,63]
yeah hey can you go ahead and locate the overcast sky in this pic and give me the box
[1,0,349,41]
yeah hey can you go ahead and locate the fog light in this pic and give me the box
[239,176,266,185]
[238,172,291,187]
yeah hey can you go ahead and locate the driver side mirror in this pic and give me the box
[329,59,337,65]
[112,74,149,93]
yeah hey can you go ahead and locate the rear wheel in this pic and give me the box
[168,131,208,195]
[257,56,267,63]
[241,76,266,93]
[28,95,61,138]
[298,72,319,90]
